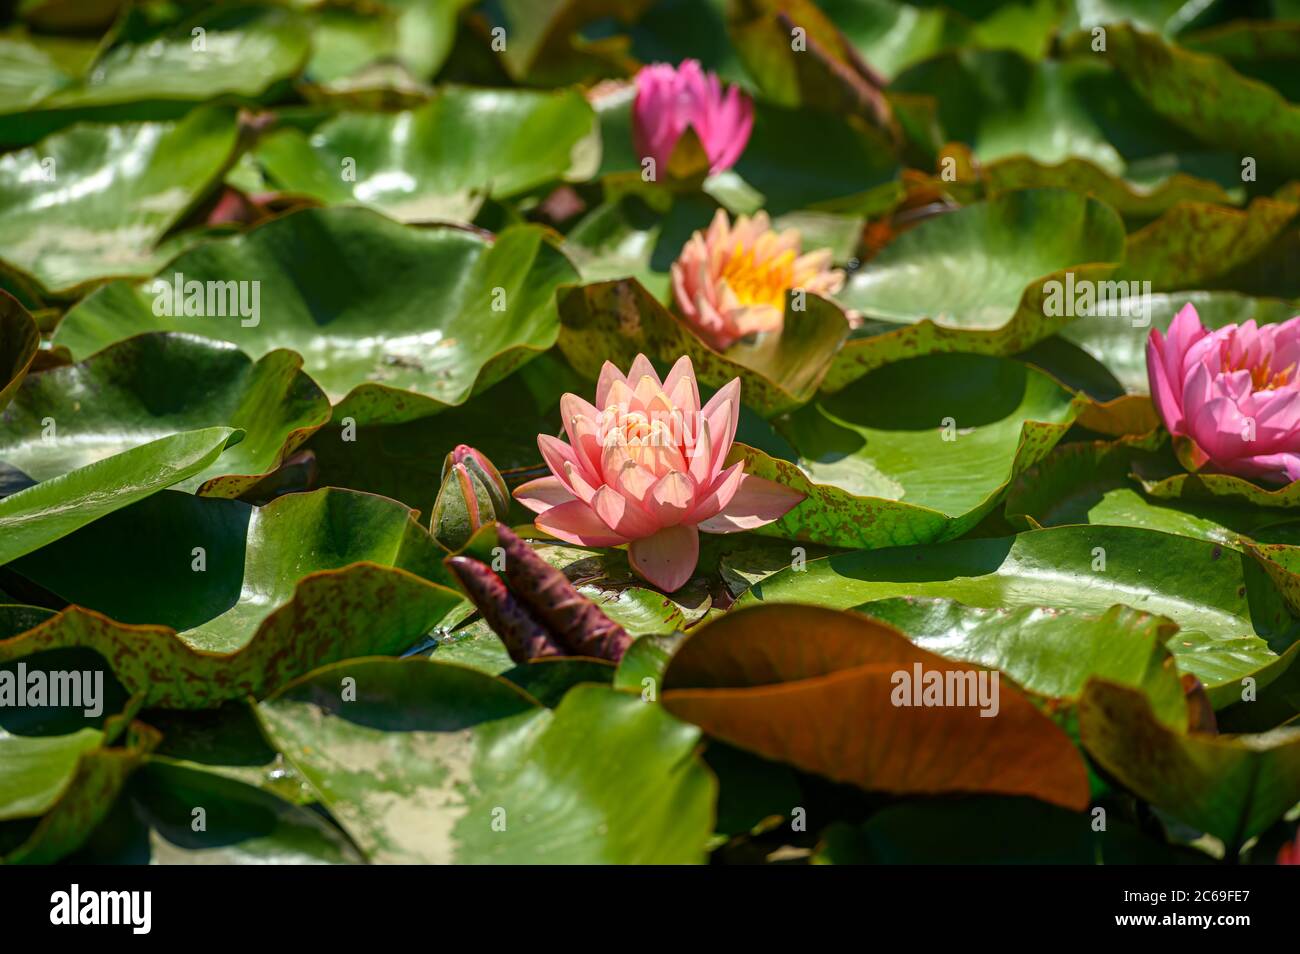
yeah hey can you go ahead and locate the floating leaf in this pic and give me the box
[1080,678,1300,845]
[53,207,578,424]
[0,109,240,297]
[661,604,1091,809]
[732,352,1079,548]
[5,487,466,662]
[0,333,330,498]
[256,87,598,223]
[0,426,241,565]
[256,659,715,862]
[826,190,1125,389]
[741,524,1299,695]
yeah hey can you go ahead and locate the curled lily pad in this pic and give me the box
[825,190,1126,390]
[255,87,599,223]
[740,524,1300,696]
[6,487,466,658]
[731,352,1080,548]
[68,760,362,864]
[53,206,579,425]
[0,333,330,498]
[557,277,850,417]
[0,426,242,566]
[0,108,240,297]
[1,6,310,145]
[0,292,38,413]
[256,658,715,863]
[1,714,158,865]
[1080,678,1300,845]
[1098,23,1300,180]
[1116,198,1299,290]
[858,599,1189,730]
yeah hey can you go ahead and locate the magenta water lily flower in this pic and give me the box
[1147,303,1300,485]
[633,60,753,177]
[514,355,804,592]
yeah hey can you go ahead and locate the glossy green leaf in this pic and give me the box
[0,292,38,414]
[734,353,1079,547]
[826,190,1126,389]
[0,426,241,566]
[256,658,715,863]
[1080,678,1300,845]
[741,524,1300,694]
[859,599,1188,728]
[0,108,240,296]
[53,206,578,424]
[256,87,599,223]
[1099,22,1300,179]
[0,333,330,498]
[2,6,309,144]
[68,761,361,864]
[5,487,466,665]
[1,717,157,865]
[1060,290,1299,395]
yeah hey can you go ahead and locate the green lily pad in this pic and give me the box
[858,599,1188,729]
[5,486,466,663]
[1098,23,1300,180]
[981,155,1234,219]
[1,6,309,145]
[1117,198,1299,290]
[733,352,1080,548]
[1,716,157,865]
[255,86,599,223]
[256,658,715,863]
[53,206,579,425]
[0,426,242,566]
[0,292,38,413]
[67,760,362,864]
[305,0,472,93]
[557,278,850,417]
[0,333,330,498]
[0,108,240,297]
[892,48,1240,189]
[1080,678,1300,845]
[740,524,1300,693]
[825,190,1126,390]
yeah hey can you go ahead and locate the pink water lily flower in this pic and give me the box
[633,60,753,177]
[514,355,804,592]
[672,208,849,351]
[1147,303,1300,485]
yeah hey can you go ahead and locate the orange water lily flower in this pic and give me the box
[671,208,849,350]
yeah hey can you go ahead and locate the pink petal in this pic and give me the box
[697,473,804,533]
[628,524,700,592]
[647,471,694,526]
[591,485,661,538]
[596,361,628,409]
[535,500,629,547]
[688,461,745,523]
[1146,331,1183,434]
[513,476,575,515]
